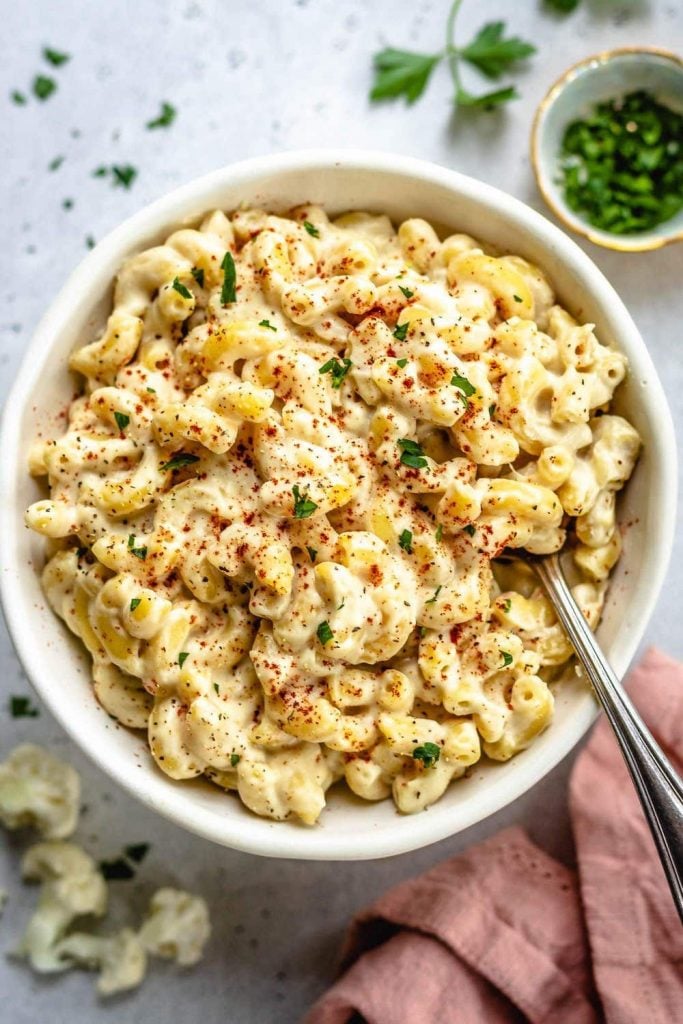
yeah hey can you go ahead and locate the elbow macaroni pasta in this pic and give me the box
[26,206,640,824]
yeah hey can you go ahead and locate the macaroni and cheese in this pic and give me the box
[26,206,640,824]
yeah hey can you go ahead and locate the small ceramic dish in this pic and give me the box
[531,47,683,252]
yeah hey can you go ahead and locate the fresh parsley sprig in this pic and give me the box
[370,0,535,113]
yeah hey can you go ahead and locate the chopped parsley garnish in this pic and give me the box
[48,155,64,171]
[412,742,441,767]
[425,585,442,604]
[160,452,200,472]
[393,322,409,341]
[33,75,56,101]
[85,235,96,249]
[146,101,176,129]
[92,166,108,177]
[191,266,204,287]
[213,683,220,695]
[503,598,512,613]
[450,373,476,399]
[396,357,408,368]
[259,319,277,331]
[501,651,513,667]
[489,403,496,417]
[146,386,156,393]
[220,251,237,304]
[178,652,189,668]
[127,535,148,560]
[11,90,27,105]
[317,621,334,645]
[399,284,414,299]
[398,529,413,553]
[292,485,318,519]
[230,753,241,767]
[513,294,523,302]
[435,523,443,542]
[171,277,192,300]
[62,198,73,210]
[306,546,318,562]
[9,695,40,718]
[464,524,476,537]
[114,411,130,431]
[558,89,683,235]
[545,0,580,11]
[319,357,353,389]
[303,220,320,237]
[398,438,427,469]
[130,598,142,612]
[43,47,70,66]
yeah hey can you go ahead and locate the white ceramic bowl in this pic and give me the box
[0,151,676,860]
[532,47,683,252]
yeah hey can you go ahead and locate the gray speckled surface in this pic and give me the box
[1,2,681,1021]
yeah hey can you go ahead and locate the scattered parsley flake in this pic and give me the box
[178,652,189,668]
[317,621,334,645]
[85,235,96,249]
[146,386,156,394]
[171,277,192,300]
[33,75,56,100]
[92,166,108,178]
[398,437,427,469]
[399,284,414,299]
[146,101,176,129]
[230,753,241,767]
[545,0,580,12]
[464,524,476,537]
[127,535,147,559]
[503,598,512,613]
[99,858,135,881]
[303,220,320,237]
[213,683,220,695]
[220,251,237,304]
[489,403,496,417]
[435,524,443,542]
[306,546,318,562]
[191,267,204,287]
[43,47,70,67]
[112,164,137,189]
[292,485,318,519]
[396,357,408,368]
[124,843,150,864]
[161,452,200,472]
[450,372,476,399]
[426,585,442,605]
[398,529,413,553]
[513,294,523,302]
[62,198,73,210]
[259,319,277,331]
[48,155,64,171]
[412,742,441,767]
[130,598,142,612]
[502,651,513,667]
[114,411,129,431]
[127,534,135,549]
[11,91,27,105]
[319,357,352,389]
[9,696,40,718]
[393,322,409,341]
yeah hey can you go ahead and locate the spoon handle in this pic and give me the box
[534,553,683,924]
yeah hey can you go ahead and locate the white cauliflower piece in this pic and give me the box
[55,928,147,996]
[138,888,211,966]
[0,744,80,839]
[16,841,107,971]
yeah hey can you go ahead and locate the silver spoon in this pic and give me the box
[522,551,683,924]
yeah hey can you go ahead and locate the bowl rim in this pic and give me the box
[530,46,683,253]
[0,148,677,859]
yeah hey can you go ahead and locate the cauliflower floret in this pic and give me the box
[138,888,211,966]
[16,841,107,972]
[0,744,80,839]
[55,928,147,996]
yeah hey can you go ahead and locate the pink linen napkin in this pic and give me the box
[304,648,683,1024]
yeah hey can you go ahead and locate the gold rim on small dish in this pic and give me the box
[530,46,683,253]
